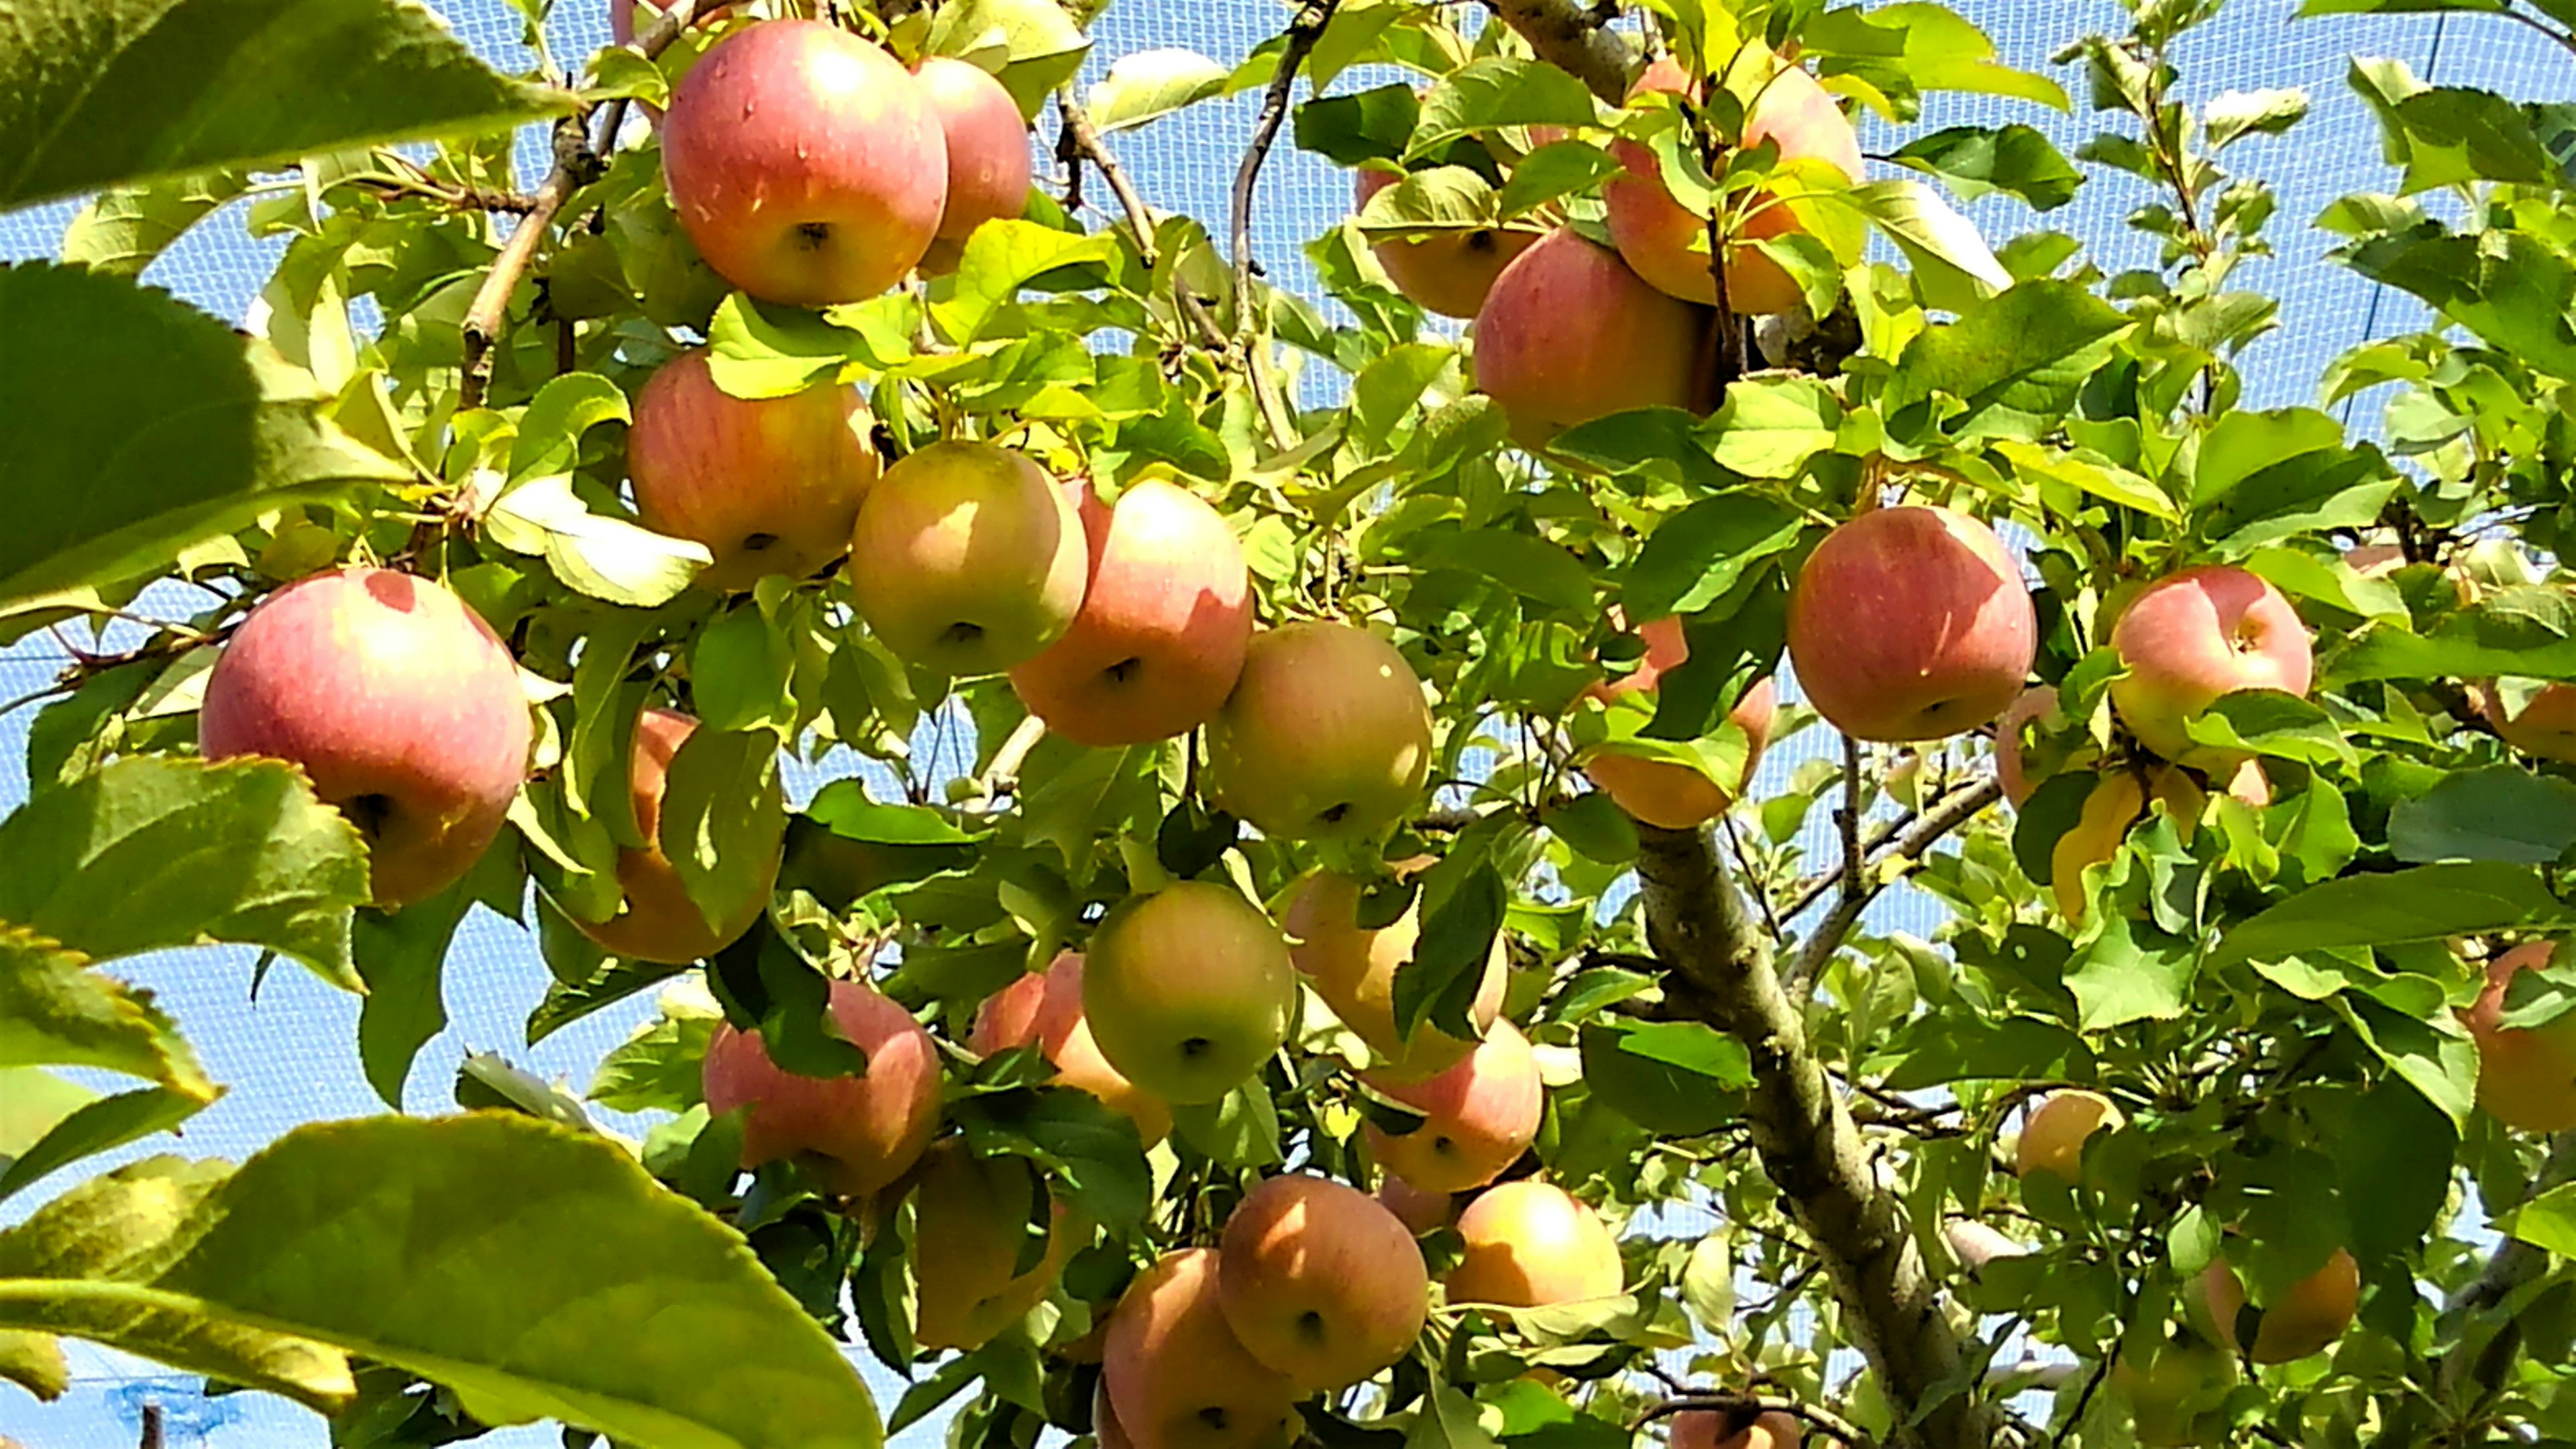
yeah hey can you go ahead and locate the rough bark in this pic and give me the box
[1481,0,1637,104]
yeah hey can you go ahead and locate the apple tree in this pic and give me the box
[7,0,2576,1446]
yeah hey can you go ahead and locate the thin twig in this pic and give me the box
[1055,91,1231,354]
[1784,775,2000,995]
[139,1405,162,1449]
[349,174,542,212]
[1228,0,1340,451]
[970,715,1050,806]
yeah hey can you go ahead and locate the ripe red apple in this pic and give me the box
[2480,682,2576,763]
[847,441,1088,676]
[1104,1248,1303,1449]
[1581,615,1780,830]
[627,349,880,592]
[2198,1248,2358,1364]
[1008,479,1253,747]
[1786,506,2037,743]
[1352,167,1540,319]
[1472,227,1711,449]
[1083,882,1296,1105]
[1217,1173,1430,1391]
[914,56,1033,276]
[1205,621,1435,843]
[660,19,947,306]
[2014,1090,2123,1181]
[2108,565,2313,767]
[1282,863,1505,1082]
[911,1138,1078,1350]
[1446,1179,1623,1307]
[1672,1409,1803,1449]
[199,568,531,908]
[2463,941,2576,1132]
[701,976,941,1196]
[1377,1173,1455,1234]
[972,951,1174,1145]
[1364,1018,1542,1193]
[567,707,780,963]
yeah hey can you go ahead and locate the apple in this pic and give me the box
[1104,1248,1303,1449]
[972,951,1175,1145]
[2198,1248,2358,1364]
[2049,771,2145,922]
[1446,1179,1623,1307]
[2481,682,2576,763]
[1671,1409,1803,1449]
[914,56,1032,276]
[700,976,941,1196]
[2462,941,2576,1132]
[1094,1383,1138,1449]
[199,568,531,908]
[1604,56,1863,315]
[660,19,947,306]
[1282,863,1505,1082]
[1218,1173,1430,1391]
[1205,621,1436,843]
[1580,615,1780,830]
[2112,1333,2236,1448]
[1364,1018,1542,1193]
[1786,506,2037,743]
[1353,167,1540,319]
[1083,882,1297,1105]
[1472,227,1711,449]
[566,708,780,963]
[2108,565,2313,767]
[847,440,1089,676]
[627,348,880,592]
[2014,1090,2124,1181]
[1377,1173,1456,1234]
[911,1138,1078,1350]
[1994,686,2070,808]
[1009,479,1254,747]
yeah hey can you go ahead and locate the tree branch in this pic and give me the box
[1229,0,1339,452]
[1784,776,2001,995]
[1056,91,1232,354]
[1477,0,1637,103]
[2438,1134,2576,1423]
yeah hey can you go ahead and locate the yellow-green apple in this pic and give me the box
[1282,863,1505,1082]
[1447,1179,1623,1307]
[2479,682,2576,763]
[1472,227,1711,449]
[1205,621,1434,843]
[2463,941,2576,1132]
[2112,1332,2236,1448]
[1083,882,1296,1105]
[1364,1018,1542,1193]
[1604,56,1862,315]
[847,441,1087,676]
[660,19,947,306]
[914,56,1032,276]
[1104,1248,1302,1449]
[973,951,1174,1145]
[701,976,941,1195]
[1786,506,2036,743]
[2108,565,2313,767]
[1217,1173,1430,1391]
[2197,1248,2358,1364]
[1671,1409,1803,1449]
[2014,1090,2124,1181]
[1580,615,1779,829]
[2049,771,2145,922]
[910,1138,1078,1350]
[566,708,780,963]
[1009,479,1253,747]
[1353,167,1540,319]
[1377,1173,1456,1234]
[627,348,880,592]
[199,568,531,908]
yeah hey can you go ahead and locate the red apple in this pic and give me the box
[1104,1248,1302,1449]
[1786,506,2037,743]
[1446,1179,1623,1307]
[972,952,1173,1146]
[1353,167,1540,320]
[1083,882,1296,1105]
[567,707,780,963]
[2481,682,2576,764]
[1472,227,1712,449]
[911,1138,1079,1350]
[1282,863,1505,1082]
[2109,565,2313,767]
[1377,1173,1456,1234]
[2198,1248,2358,1364]
[701,976,941,1196]
[914,56,1032,276]
[1008,479,1254,747]
[1994,685,2059,808]
[661,19,947,306]
[847,440,1089,676]
[2463,941,2576,1132]
[1581,615,1779,829]
[1205,621,1435,843]
[199,568,531,908]
[1218,1173,1429,1391]
[1364,1018,1542,1194]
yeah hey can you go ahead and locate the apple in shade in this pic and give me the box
[2198,1248,2359,1364]
[1283,863,1505,1082]
[1605,56,1863,316]
[2479,682,2576,763]
[1093,1385,1138,1449]
[910,1139,1079,1351]
[914,56,1034,276]
[627,349,881,592]
[700,976,941,1196]
[1994,686,2064,808]
[2013,1090,2123,1181]
[1377,1173,1456,1234]
[1205,621,1436,843]
[2463,941,2576,1132]
[2108,564,2313,767]
[1364,1018,1543,1193]
[1009,479,1254,747]
[1352,167,1540,319]
[1472,227,1711,449]
[1785,506,2037,743]
[847,440,1088,676]
[1581,614,1780,830]
[1672,1409,1803,1449]
[1104,1249,1302,1449]
[1083,881,1297,1106]
[660,19,947,307]
[566,708,780,963]
[2113,1333,2236,1448]
[1217,1174,1430,1392]
[1447,1180,1624,1307]
[199,568,531,908]
[972,951,1173,1145]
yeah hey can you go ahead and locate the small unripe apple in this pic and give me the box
[1218,1173,1429,1391]
[701,977,941,1197]
[2112,1333,2236,1448]
[1205,621,1435,843]
[567,707,781,963]
[1786,506,2037,743]
[1447,1179,1623,1307]
[1083,882,1296,1105]
[847,441,1089,676]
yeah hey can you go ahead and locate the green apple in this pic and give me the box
[847,440,1088,676]
[1083,881,1295,1105]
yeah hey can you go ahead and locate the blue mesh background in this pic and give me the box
[2,0,2567,1443]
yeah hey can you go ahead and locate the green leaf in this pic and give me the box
[2179,691,2359,769]
[58,168,254,274]
[2203,88,2310,150]
[1407,1384,1502,1449]
[1407,529,1597,614]
[1294,85,1418,167]
[1803,3,2070,111]
[482,474,713,606]
[0,931,212,1099]
[0,1085,211,1206]
[934,221,1121,345]
[1085,48,1228,132]
[352,865,482,1110]
[806,780,987,846]
[1493,141,1624,219]
[1887,125,2082,211]
[2390,767,2576,865]
[923,0,1089,117]
[1843,178,2014,311]
[2062,916,2194,1030]
[2208,863,2576,972]
[0,1070,97,1163]
[1352,341,1456,450]
[691,600,796,735]
[2502,1181,2576,1257]
[1883,280,2132,441]
[0,1115,884,1446]
[1704,376,1843,478]
[1577,1021,1749,1135]
[1393,861,1508,1044]
[1171,1077,1284,1169]
[705,293,876,398]
[588,1007,717,1115]
[0,265,409,608]
[659,726,786,938]
[1407,56,1600,160]
[1625,493,1804,621]
[1994,440,2176,520]
[0,0,562,208]
[506,372,631,485]
[954,1087,1152,1234]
